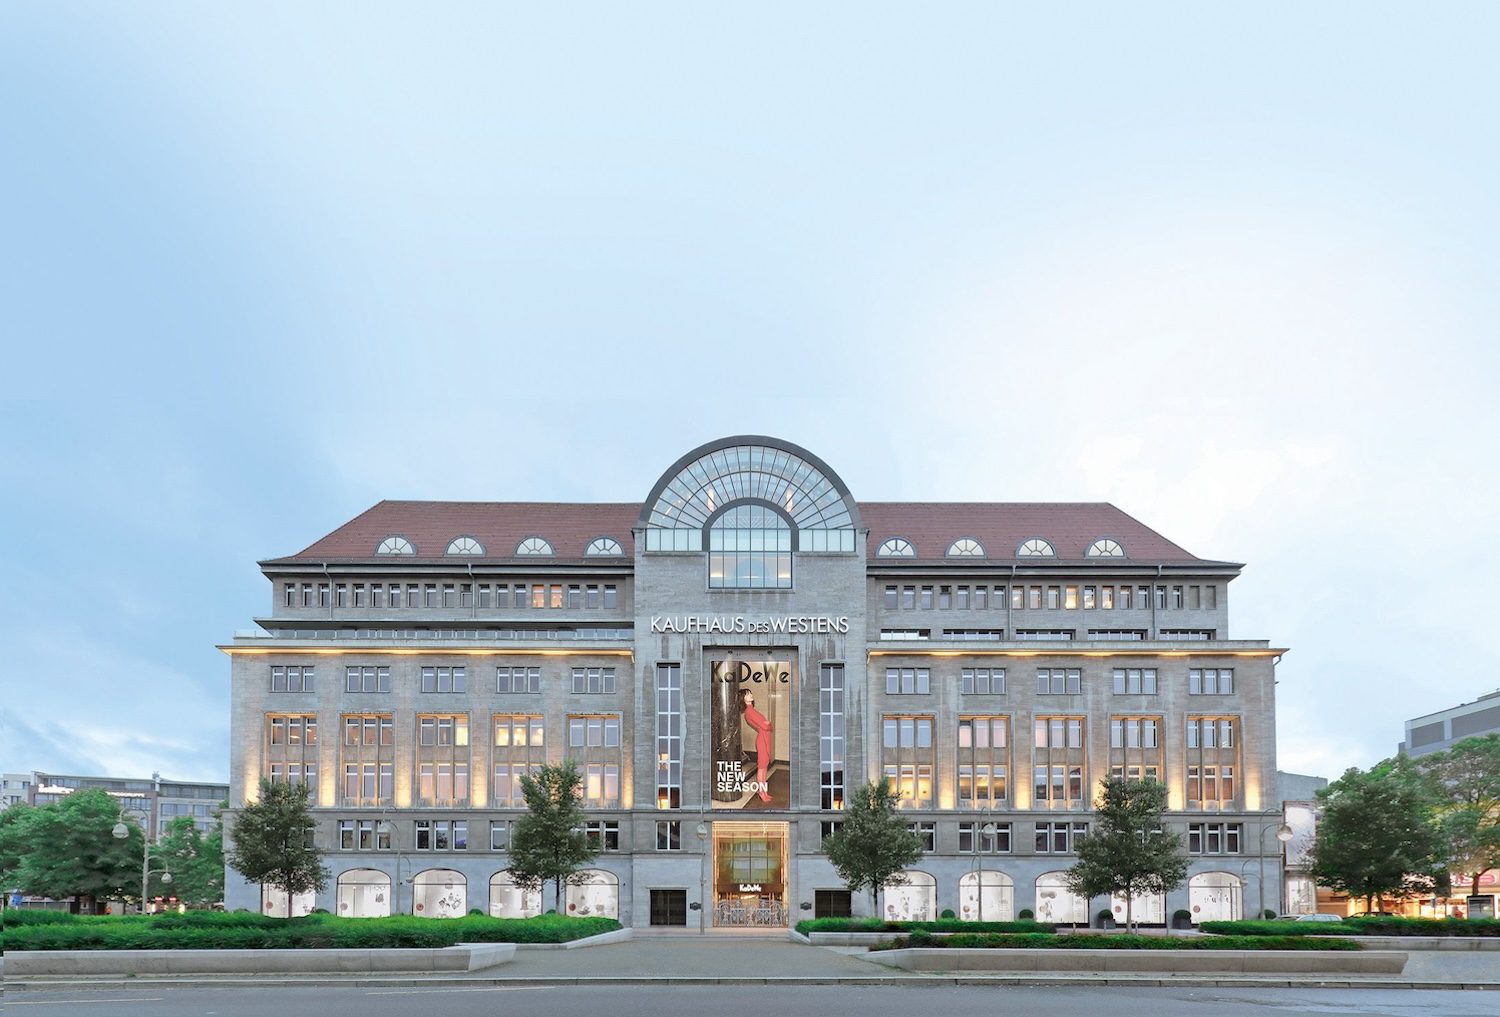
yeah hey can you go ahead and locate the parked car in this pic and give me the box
[1277,913,1343,922]
[1349,910,1398,918]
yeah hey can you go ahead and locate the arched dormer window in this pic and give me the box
[585,537,624,556]
[707,503,792,589]
[1086,538,1125,558]
[446,536,484,556]
[515,537,554,556]
[877,538,916,557]
[946,538,986,558]
[1017,538,1055,558]
[376,535,414,555]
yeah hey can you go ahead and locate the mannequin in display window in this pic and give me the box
[741,689,774,803]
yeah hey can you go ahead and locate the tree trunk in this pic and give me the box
[1125,894,1133,934]
[554,878,562,913]
[1474,873,1483,898]
[870,886,879,922]
[286,885,292,920]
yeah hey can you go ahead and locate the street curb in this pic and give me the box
[8,975,1500,992]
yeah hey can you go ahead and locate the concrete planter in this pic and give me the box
[5,942,516,977]
[867,947,1409,975]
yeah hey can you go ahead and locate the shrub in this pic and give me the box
[0,911,622,951]
[940,909,956,919]
[873,932,1363,952]
[1199,917,1500,938]
[793,917,1055,936]
[1018,909,1034,920]
[1173,909,1192,921]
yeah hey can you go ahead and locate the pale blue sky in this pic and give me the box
[3,3,1497,783]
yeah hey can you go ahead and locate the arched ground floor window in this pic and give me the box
[261,886,315,918]
[883,870,936,922]
[1110,890,1166,925]
[1189,871,1243,923]
[1034,872,1088,925]
[566,869,619,919]
[412,868,467,918]
[336,868,391,918]
[958,870,1014,921]
[489,871,543,918]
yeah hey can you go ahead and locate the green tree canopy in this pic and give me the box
[226,780,328,918]
[1414,735,1500,898]
[9,790,143,904]
[0,804,33,892]
[1312,760,1444,911]
[1064,776,1187,932]
[153,813,225,906]
[506,761,597,912]
[821,780,925,916]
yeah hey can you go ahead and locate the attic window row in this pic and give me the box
[372,535,626,557]
[874,537,1128,560]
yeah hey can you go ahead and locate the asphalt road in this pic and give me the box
[4,985,1498,1017]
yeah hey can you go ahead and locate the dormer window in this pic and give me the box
[877,538,915,557]
[446,537,484,556]
[1017,538,1055,558]
[946,538,985,558]
[1086,538,1125,558]
[586,537,624,556]
[376,536,415,555]
[516,537,554,556]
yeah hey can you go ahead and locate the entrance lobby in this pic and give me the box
[711,821,788,927]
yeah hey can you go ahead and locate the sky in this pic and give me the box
[2,3,1497,786]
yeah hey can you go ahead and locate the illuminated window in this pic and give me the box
[957,716,1009,808]
[946,538,985,558]
[568,714,622,807]
[655,664,682,809]
[1087,538,1125,558]
[416,714,470,807]
[340,715,394,806]
[265,714,318,788]
[492,714,545,807]
[707,504,792,589]
[586,537,624,556]
[447,536,484,556]
[881,715,934,809]
[376,535,414,555]
[1017,538,1055,558]
[1033,716,1086,807]
[1109,716,1162,784]
[820,664,845,810]
[516,537,554,556]
[877,538,915,557]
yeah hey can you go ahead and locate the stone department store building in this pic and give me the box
[224,437,1286,926]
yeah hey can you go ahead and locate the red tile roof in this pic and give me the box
[268,500,1211,564]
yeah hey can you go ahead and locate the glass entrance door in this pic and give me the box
[711,821,789,927]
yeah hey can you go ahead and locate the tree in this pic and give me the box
[1415,735,1500,898]
[1311,760,1443,912]
[1064,777,1187,933]
[506,761,597,912]
[0,804,33,892]
[11,790,143,906]
[152,814,225,906]
[226,780,328,917]
[821,780,925,917]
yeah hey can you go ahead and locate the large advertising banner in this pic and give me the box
[710,657,792,810]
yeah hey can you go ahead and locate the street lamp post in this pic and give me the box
[972,821,997,922]
[377,815,406,916]
[112,817,171,914]
[696,822,708,935]
[1257,810,1295,919]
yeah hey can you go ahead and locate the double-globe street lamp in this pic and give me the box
[1259,810,1295,919]
[111,817,171,914]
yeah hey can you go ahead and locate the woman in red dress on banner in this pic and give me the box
[741,689,774,803]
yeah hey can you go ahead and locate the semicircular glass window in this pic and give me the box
[645,443,855,553]
[708,504,792,589]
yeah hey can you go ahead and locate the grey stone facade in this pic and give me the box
[223,437,1286,925]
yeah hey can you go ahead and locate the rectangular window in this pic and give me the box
[1186,716,1239,807]
[901,586,916,609]
[1036,668,1082,695]
[885,667,931,695]
[1011,587,1024,610]
[270,665,315,693]
[421,666,467,694]
[337,819,389,851]
[265,714,318,788]
[975,586,989,610]
[345,665,391,694]
[1033,716,1086,806]
[1188,668,1235,695]
[656,663,682,810]
[1100,586,1114,610]
[957,715,1009,808]
[492,714,545,807]
[881,715,934,808]
[1046,586,1061,610]
[955,586,968,610]
[567,585,582,610]
[572,667,618,694]
[958,821,1012,853]
[413,820,468,851]
[884,585,898,609]
[1082,586,1096,610]
[1111,668,1158,695]
[656,820,682,851]
[490,820,509,852]
[1035,821,1089,853]
[340,714,394,805]
[820,821,843,843]
[1188,822,1243,854]
[919,586,934,609]
[496,666,542,694]
[938,586,951,610]
[569,714,623,806]
[1015,630,1074,641]
[416,714,470,806]
[284,582,296,607]
[581,820,620,851]
[1064,585,1079,610]
[1118,585,1133,610]
[908,821,936,852]
[820,664,846,810]
[603,585,618,609]
[960,667,1005,695]
[1027,586,1042,610]
[425,583,439,608]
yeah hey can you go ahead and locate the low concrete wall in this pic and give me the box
[514,928,633,950]
[1345,936,1500,952]
[868,948,1408,975]
[5,942,516,976]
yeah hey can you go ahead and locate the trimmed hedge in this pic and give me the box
[794,917,1055,936]
[1,911,620,951]
[1200,917,1500,938]
[873,931,1363,952]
